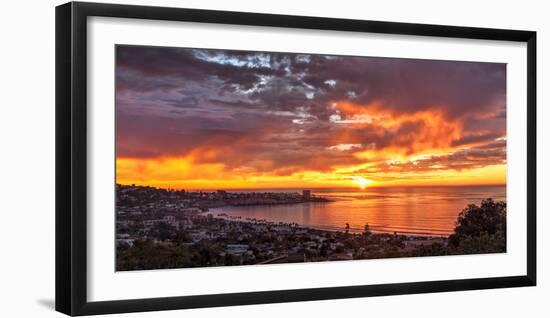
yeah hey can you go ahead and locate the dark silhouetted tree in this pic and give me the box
[363,223,372,238]
[449,198,506,254]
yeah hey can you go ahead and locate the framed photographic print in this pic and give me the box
[55,1,536,316]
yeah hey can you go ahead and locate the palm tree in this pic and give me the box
[363,223,372,238]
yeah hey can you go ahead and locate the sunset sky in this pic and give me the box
[115,45,506,189]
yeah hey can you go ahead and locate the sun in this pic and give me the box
[351,176,374,189]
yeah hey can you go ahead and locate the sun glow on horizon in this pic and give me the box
[351,176,374,189]
[116,157,506,190]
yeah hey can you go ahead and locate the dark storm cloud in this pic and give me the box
[160,96,198,108]
[117,46,505,116]
[299,56,506,119]
[116,46,279,94]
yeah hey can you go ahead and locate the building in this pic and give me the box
[116,239,135,247]
[302,189,311,200]
[225,244,249,255]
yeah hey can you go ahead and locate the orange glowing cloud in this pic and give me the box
[329,101,464,162]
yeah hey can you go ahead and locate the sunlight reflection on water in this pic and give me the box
[211,186,506,236]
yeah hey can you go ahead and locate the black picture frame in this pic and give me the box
[55,1,537,316]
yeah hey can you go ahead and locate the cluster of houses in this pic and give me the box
[116,184,448,267]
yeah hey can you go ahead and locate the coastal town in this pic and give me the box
[116,184,449,270]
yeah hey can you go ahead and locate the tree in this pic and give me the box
[156,222,175,241]
[453,227,506,254]
[320,243,329,257]
[363,223,372,238]
[174,230,190,245]
[448,198,506,254]
[409,242,447,257]
[224,253,235,266]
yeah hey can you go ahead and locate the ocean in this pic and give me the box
[209,186,506,236]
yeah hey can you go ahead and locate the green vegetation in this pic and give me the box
[117,240,228,270]
[449,198,506,254]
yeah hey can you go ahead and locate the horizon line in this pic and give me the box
[116,182,506,191]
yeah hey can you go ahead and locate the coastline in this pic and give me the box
[117,211,450,271]
[205,209,450,238]
[115,184,505,271]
